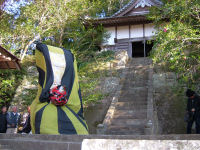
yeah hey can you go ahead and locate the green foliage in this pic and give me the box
[0,0,114,60]
[0,0,121,107]
[0,55,35,108]
[98,0,130,17]
[0,69,26,108]
[78,50,115,105]
[20,88,38,106]
[148,0,200,87]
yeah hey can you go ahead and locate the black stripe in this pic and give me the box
[36,43,54,103]
[65,105,88,130]
[57,107,77,134]
[35,104,48,134]
[36,66,45,88]
[77,86,84,119]
[61,49,75,100]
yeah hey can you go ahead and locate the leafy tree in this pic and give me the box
[0,69,25,108]
[0,0,110,60]
[149,0,200,86]
[97,0,130,17]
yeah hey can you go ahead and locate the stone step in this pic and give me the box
[113,110,147,119]
[118,97,147,102]
[115,102,147,110]
[114,109,147,114]
[122,82,148,87]
[107,130,144,135]
[120,90,148,96]
[121,86,148,90]
[110,118,147,126]
[107,125,145,135]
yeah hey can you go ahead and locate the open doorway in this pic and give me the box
[132,40,154,57]
[132,41,144,57]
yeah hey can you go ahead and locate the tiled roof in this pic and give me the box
[112,0,162,17]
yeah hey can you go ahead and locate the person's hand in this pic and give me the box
[191,108,195,112]
[18,127,23,131]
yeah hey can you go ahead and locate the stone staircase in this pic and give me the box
[107,58,152,135]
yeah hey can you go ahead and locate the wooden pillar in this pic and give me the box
[115,26,117,51]
[115,26,117,39]
[129,24,132,57]
[143,24,146,57]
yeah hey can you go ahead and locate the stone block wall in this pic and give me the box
[153,72,186,134]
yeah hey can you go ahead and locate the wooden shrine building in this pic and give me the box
[93,0,162,57]
[0,46,21,70]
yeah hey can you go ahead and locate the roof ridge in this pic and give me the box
[111,0,162,17]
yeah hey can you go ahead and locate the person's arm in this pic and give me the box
[196,96,200,112]
[187,99,190,112]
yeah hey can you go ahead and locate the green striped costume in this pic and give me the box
[30,43,88,135]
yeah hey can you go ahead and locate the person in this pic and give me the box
[6,106,21,134]
[0,106,7,133]
[18,106,31,134]
[186,89,200,134]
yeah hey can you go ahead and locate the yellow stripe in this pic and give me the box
[67,59,81,113]
[40,104,59,134]
[61,106,88,135]
[30,102,48,134]
[47,45,64,54]
[30,84,46,134]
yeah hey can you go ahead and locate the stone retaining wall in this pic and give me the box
[152,72,186,134]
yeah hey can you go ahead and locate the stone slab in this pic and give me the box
[82,139,200,150]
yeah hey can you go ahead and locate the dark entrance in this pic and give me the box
[132,41,154,57]
[132,41,144,57]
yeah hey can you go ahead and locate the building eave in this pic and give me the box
[90,13,152,27]
[0,46,21,70]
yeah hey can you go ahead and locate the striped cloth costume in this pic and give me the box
[30,43,88,135]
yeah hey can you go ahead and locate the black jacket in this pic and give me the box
[0,113,7,133]
[187,94,200,118]
[21,114,31,133]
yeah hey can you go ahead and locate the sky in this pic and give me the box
[3,0,30,17]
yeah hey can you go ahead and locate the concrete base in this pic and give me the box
[82,139,200,150]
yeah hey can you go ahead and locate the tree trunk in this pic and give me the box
[59,28,64,47]
[20,37,38,60]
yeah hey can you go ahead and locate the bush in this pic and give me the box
[0,69,26,108]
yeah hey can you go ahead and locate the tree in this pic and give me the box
[148,0,200,85]
[0,0,109,60]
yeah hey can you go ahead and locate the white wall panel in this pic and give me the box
[117,26,129,39]
[145,23,156,37]
[131,24,143,38]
